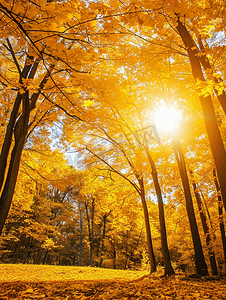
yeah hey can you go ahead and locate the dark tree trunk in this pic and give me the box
[0,50,52,236]
[42,249,49,265]
[0,92,30,235]
[176,20,226,214]
[190,170,218,275]
[138,177,156,273]
[13,239,22,264]
[124,230,129,270]
[23,236,31,264]
[113,244,117,269]
[173,139,209,276]
[144,138,174,276]
[0,49,34,192]
[78,202,83,266]
[36,248,45,265]
[84,198,95,267]
[213,168,226,263]
[100,214,107,268]
[90,199,94,266]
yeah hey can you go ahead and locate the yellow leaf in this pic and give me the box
[191,292,200,297]
[91,92,97,98]
[83,100,95,107]
[74,13,81,20]
[89,20,97,27]
[21,288,33,295]
[76,86,82,92]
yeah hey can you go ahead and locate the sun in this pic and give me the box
[154,104,182,134]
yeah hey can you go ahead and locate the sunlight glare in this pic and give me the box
[154,104,182,134]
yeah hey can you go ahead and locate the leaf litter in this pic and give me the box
[0,264,225,299]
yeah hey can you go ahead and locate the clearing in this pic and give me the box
[0,264,226,299]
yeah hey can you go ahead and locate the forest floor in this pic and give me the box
[0,264,226,299]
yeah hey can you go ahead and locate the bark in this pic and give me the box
[124,230,129,269]
[36,248,45,265]
[138,177,156,273]
[190,170,218,275]
[78,202,83,266]
[0,92,30,235]
[176,20,226,214]
[42,249,49,265]
[90,199,94,266]
[0,47,54,235]
[0,93,23,191]
[173,139,209,276]
[31,245,38,264]
[100,214,107,268]
[13,239,22,264]
[213,168,226,263]
[0,58,53,235]
[113,244,116,269]
[84,198,95,267]
[23,236,31,264]
[144,136,174,276]
[0,49,34,192]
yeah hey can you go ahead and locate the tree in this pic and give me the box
[213,168,226,265]
[176,19,226,214]
[70,108,157,272]
[116,0,226,212]
[0,146,76,265]
[173,139,208,276]
[0,0,120,234]
[190,170,218,275]
[144,134,175,275]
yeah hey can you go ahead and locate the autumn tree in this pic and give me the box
[120,0,226,212]
[0,0,132,234]
[172,140,209,276]
[64,76,185,274]
[190,169,218,275]
[0,146,76,265]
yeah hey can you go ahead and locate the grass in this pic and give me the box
[1,264,226,299]
[0,263,148,283]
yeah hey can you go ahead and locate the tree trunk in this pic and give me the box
[190,170,218,275]
[84,198,95,267]
[173,139,209,276]
[138,177,156,273]
[144,138,174,276]
[213,168,226,263]
[0,53,52,235]
[78,202,83,266]
[0,92,30,235]
[13,239,22,264]
[23,236,31,264]
[124,230,129,270]
[100,214,107,268]
[36,248,45,265]
[0,49,34,192]
[113,244,117,269]
[42,249,49,265]
[90,198,94,267]
[176,20,226,214]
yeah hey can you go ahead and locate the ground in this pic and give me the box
[0,264,225,299]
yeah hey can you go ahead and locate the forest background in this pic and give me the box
[0,0,226,278]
